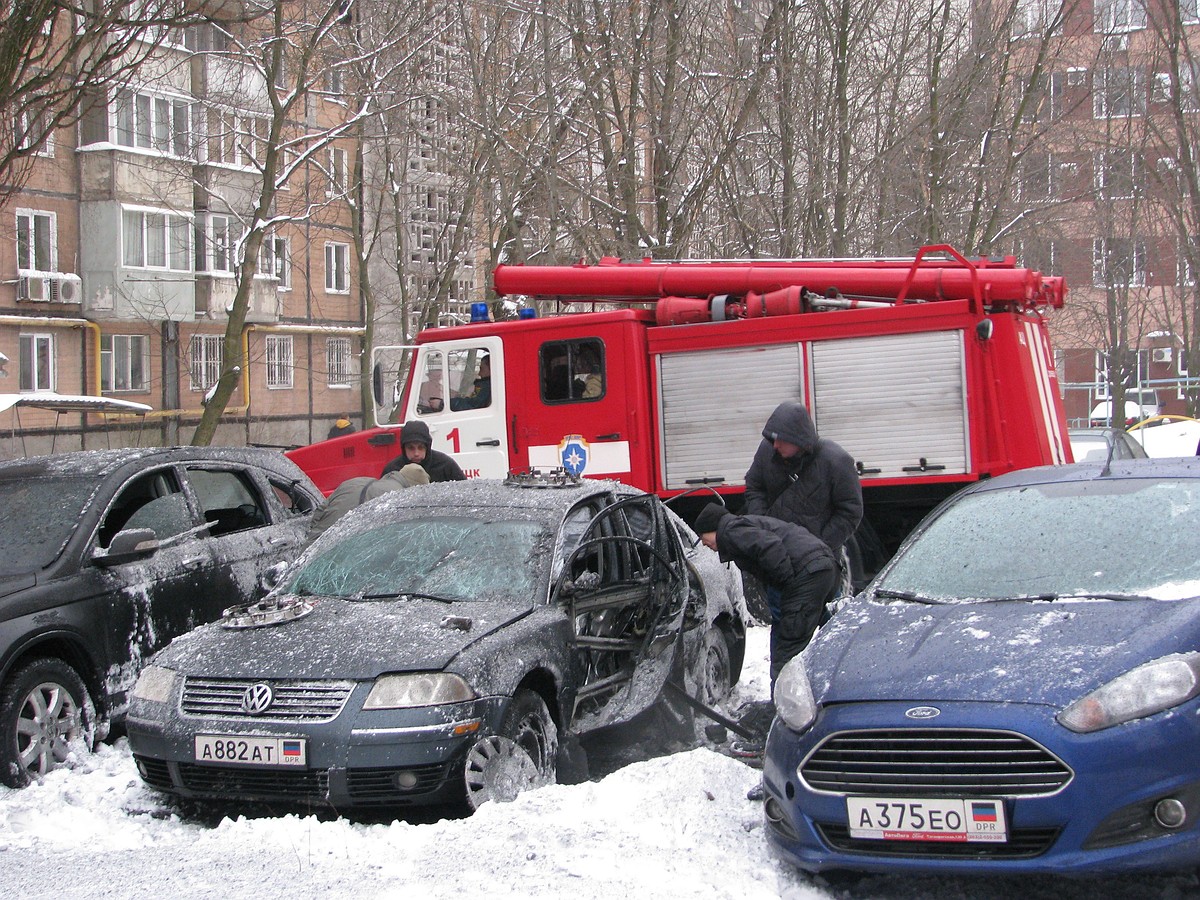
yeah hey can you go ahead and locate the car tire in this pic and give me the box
[464,688,558,810]
[697,626,733,707]
[0,658,95,788]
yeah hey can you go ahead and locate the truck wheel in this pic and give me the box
[464,689,558,810]
[0,659,95,788]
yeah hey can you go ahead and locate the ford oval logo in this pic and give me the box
[241,683,274,715]
[905,706,941,720]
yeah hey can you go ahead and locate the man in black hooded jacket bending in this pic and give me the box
[693,503,837,684]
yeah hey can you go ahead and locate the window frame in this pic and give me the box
[15,208,57,273]
[101,334,151,393]
[122,206,192,272]
[19,333,55,392]
[325,241,350,293]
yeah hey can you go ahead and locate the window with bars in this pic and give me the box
[190,334,223,391]
[265,334,294,389]
[326,336,353,387]
[101,334,150,392]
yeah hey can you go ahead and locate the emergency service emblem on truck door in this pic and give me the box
[559,434,590,476]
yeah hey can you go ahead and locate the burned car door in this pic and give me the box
[91,466,219,709]
[180,465,306,615]
[555,494,688,731]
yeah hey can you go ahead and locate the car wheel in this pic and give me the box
[697,626,733,707]
[0,659,95,788]
[463,688,558,810]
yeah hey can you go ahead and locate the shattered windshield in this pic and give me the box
[287,516,548,603]
[877,477,1200,603]
[0,476,98,575]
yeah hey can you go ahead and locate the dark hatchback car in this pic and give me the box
[764,458,1200,876]
[126,473,747,812]
[0,447,321,787]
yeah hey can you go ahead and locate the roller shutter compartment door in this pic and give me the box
[809,331,969,479]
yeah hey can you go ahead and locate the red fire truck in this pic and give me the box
[287,245,1069,580]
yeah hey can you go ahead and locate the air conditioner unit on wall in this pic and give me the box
[1102,33,1129,53]
[18,275,50,302]
[1152,347,1173,364]
[16,272,81,303]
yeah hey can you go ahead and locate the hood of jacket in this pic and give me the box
[761,402,818,453]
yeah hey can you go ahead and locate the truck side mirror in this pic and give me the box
[373,362,383,405]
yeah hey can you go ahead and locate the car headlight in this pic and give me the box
[132,665,178,703]
[774,657,817,732]
[363,673,476,710]
[1058,653,1200,733]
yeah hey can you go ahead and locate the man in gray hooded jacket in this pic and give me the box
[744,401,863,557]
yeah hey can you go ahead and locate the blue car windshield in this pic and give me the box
[0,476,99,575]
[877,478,1200,602]
[288,517,548,602]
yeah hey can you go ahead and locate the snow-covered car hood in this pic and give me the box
[807,594,1200,707]
[154,595,536,681]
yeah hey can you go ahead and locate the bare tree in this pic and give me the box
[191,0,406,444]
[0,0,224,205]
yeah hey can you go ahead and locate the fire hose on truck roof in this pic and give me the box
[493,243,1065,326]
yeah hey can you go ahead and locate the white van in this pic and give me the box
[1089,389,1161,427]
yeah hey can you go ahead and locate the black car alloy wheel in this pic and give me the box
[0,658,94,788]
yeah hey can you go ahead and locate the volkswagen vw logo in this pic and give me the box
[905,706,941,720]
[241,683,274,715]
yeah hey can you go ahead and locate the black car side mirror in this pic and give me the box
[94,528,159,567]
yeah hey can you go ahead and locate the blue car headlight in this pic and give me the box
[775,658,817,732]
[363,673,476,710]
[1058,653,1200,733]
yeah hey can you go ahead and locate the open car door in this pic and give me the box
[553,494,688,732]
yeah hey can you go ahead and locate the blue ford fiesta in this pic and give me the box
[764,457,1200,876]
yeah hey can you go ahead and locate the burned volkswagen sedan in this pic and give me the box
[126,473,746,811]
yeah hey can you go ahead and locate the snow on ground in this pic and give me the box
[1,626,1199,899]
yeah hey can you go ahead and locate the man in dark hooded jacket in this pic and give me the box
[693,503,837,683]
[744,401,863,556]
[381,419,466,482]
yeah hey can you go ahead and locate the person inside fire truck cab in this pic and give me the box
[417,368,444,413]
[693,503,836,685]
[381,419,466,482]
[450,355,492,410]
[572,347,603,399]
[744,401,863,596]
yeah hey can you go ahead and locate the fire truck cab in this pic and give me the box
[288,245,1070,579]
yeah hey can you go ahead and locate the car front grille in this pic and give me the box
[816,823,1061,859]
[181,678,355,722]
[176,762,330,802]
[801,728,1072,797]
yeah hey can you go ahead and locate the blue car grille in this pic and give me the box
[801,728,1072,797]
[816,823,1061,859]
[181,678,355,722]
